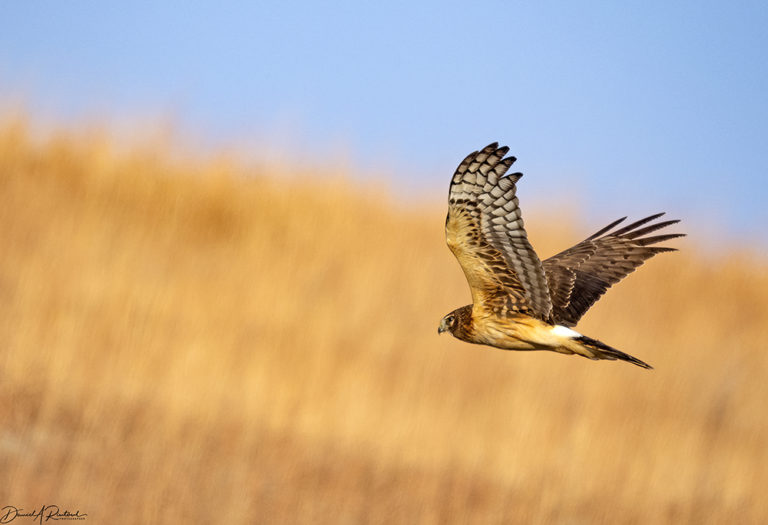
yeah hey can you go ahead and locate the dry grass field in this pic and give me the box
[0,117,767,523]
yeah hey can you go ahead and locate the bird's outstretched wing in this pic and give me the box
[543,213,685,327]
[446,143,552,319]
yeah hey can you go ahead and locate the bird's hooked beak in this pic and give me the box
[437,319,448,334]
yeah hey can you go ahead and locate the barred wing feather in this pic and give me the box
[543,213,685,326]
[445,143,553,319]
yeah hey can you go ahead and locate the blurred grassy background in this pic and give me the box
[1,117,767,523]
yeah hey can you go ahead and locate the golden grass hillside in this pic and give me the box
[1,118,767,523]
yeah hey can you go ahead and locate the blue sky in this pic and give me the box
[2,1,767,247]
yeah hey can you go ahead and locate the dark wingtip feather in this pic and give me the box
[624,219,681,240]
[586,216,628,240]
[635,233,686,246]
[612,212,667,236]
[455,149,479,171]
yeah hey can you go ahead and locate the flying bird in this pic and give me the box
[438,143,684,368]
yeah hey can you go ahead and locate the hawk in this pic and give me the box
[438,142,684,368]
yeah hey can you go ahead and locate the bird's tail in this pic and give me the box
[565,334,653,369]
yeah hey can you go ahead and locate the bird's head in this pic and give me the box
[438,306,469,335]
[437,313,457,335]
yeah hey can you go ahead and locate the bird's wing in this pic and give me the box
[445,143,552,319]
[543,213,684,326]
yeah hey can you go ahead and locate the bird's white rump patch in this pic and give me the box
[552,325,582,339]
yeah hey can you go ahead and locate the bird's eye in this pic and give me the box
[446,315,455,324]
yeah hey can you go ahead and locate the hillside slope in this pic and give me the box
[1,119,767,523]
